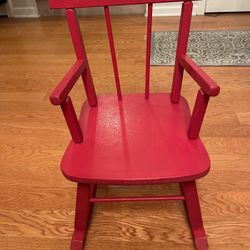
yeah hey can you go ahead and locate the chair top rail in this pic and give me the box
[49,0,197,9]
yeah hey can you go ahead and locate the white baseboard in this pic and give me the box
[7,0,40,17]
[9,7,40,17]
[151,1,206,16]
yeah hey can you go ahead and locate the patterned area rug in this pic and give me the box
[150,30,250,66]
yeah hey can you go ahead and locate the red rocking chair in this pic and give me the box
[49,0,220,249]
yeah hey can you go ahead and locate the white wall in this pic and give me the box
[206,0,250,12]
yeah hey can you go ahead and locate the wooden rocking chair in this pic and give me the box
[49,0,220,249]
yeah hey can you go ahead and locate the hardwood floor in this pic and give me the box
[0,13,250,249]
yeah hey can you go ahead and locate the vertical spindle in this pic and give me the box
[104,6,122,101]
[145,3,153,100]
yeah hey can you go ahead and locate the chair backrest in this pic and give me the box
[49,0,194,102]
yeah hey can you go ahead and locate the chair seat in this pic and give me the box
[61,93,210,184]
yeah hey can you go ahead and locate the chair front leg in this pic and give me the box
[71,183,93,250]
[180,181,208,250]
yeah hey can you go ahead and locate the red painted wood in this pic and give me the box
[171,1,193,103]
[66,9,97,107]
[71,183,92,250]
[90,195,185,202]
[50,60,86,105]
[48,1,221,249]
[61,96,83,143]
[188,89,209,139]
[181,181,208,250]
[61,93,210,184]
[178,54,220,96]
[66,9,85,60]
[104,6,122,100]
[49,0,197,9]
[145,3,153,100]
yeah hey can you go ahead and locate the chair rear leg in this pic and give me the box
[180,181,208,250]
[71,183,93,250]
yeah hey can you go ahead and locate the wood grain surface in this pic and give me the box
[0,13,250,249]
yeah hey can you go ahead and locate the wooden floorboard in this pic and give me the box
[0,13,250,249]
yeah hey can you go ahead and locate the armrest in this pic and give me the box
[178,55,220,139]
[178,54,220,96]
[50,60,86,105]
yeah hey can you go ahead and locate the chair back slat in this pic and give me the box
[145,3,153,99]
[171,1,193,103]
[104,6,122,100]
[50,0,194,102]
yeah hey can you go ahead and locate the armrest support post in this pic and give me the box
[188,89,209,139]
[61,96,83,143]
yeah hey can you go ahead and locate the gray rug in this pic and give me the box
[150,30,250,66]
